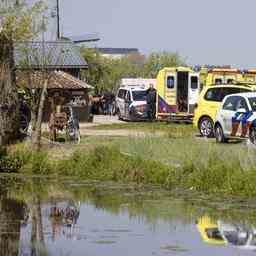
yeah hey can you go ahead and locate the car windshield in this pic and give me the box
[249,97,256,111]
[132,91,147,101]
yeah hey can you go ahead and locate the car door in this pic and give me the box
[221,96,239,134]
[117,89,126,117]
[124,90,132,119]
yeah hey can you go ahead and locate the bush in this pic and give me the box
[0,147,21,173]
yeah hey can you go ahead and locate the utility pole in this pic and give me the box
[56,0,60,39]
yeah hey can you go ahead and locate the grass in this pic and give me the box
[3,133,256,198]
[2,121,256,198]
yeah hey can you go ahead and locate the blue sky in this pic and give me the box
[45,0,256,68]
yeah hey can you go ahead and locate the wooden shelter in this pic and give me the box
[14,40,93,122]
[16,70,92,122]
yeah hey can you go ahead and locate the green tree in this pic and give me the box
[81,48,144,93]
[81,48,185,93]
[143,51,185,78]
[0,0,46,146]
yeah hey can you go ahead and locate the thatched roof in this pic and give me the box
[16,70,92,90]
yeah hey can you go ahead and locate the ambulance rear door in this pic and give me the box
[188,73,200,114]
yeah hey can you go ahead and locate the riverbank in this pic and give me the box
[2,131,256,198]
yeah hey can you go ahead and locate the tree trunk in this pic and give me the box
[32,79,48,151]
[0,33,19,146]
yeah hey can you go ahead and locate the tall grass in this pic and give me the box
[2,136,256,197]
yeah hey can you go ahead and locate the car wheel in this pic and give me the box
[249,127,256,145]
[215,124,227,143]
[199,117,214,137]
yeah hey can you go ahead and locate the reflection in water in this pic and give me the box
[1,177,256,255]
[197,215,256,251]
[197,216,226,245]
[49,201,80,241]
[0,186,27,256]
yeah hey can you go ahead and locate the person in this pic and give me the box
[146,84,157,121]
[102,91,115,115]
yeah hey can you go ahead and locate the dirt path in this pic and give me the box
[80,128,161,137]
[79,115,162,137]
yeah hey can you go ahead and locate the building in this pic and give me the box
[15,40,87,78]
[95,48,139,59]
[15,40,93,122]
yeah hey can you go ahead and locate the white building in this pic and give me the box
[96,48,139,59]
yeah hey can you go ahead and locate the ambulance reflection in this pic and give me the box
[49,200,80,241]
[197,215,256,250]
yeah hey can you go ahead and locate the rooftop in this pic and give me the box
[16,70,92,90]
[15,41,88,69]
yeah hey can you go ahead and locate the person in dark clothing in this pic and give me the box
[102,91,115,115]
[146,84,157,121]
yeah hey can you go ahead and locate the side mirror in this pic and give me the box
[237,108,246,113]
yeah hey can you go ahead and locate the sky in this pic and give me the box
[45,0,256,68]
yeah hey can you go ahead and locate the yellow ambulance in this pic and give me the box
[201,68,243,87]
[156,66,200,122]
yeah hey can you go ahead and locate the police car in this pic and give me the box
[214,92,256,144]
[115,85,148,121]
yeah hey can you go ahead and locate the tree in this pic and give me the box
[143,51,185,78]
[0,0,46,146]
[17,39,67,150]
[81,48,144,93]
[81,48,185,93]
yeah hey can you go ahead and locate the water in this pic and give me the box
[0,176,256,256]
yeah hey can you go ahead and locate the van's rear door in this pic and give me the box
[188,73,200,114]
[164,72,177,113]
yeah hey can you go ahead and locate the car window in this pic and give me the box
[132,90,147,101]
[166,76,175,89]
[248,97,256,111]
[125,91,131,102]
[191,76,198,89]
[215,78,223,85]
[227,79,234,84]
[236,97,249,111]
[223,96,239,111]
[204,87,251,102]
[117,89,126,99]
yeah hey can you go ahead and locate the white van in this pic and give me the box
[116,85,148,121]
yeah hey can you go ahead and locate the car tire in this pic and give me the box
[249,126,256,145]
[199,117,214,138]
[215,124,227,143]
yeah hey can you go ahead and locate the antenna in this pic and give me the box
[56,0,60,39]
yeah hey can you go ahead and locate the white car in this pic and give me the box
[214,92,256,144]
[115,86,148,121]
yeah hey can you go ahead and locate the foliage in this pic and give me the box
[81,48,143,93]
[0,0,47,41]
[143,51,185,78]
[0,137,256,198]
[80,48,184,93]
[0,148,21,173]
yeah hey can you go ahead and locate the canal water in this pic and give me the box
[0,176,255,256]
